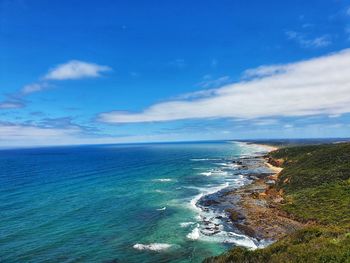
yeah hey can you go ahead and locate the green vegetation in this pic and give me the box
[205,226,350,263]
[205,143,350,263]
[283,181,350,225]
[271,143,350,192]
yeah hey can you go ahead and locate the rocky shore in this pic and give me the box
[205,142,350,263]
[224,162,304,241]
[208,148,304,244]
[220,148,304,243]
[194,145,307,248]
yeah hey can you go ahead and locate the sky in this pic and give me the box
[1,0,350,147]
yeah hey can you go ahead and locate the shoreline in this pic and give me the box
[192,142,303,250]
[205,141,350,262]
[191,142,282,248]
[225,144,304,242]
[208,142,304,245]
[250,143,279,152]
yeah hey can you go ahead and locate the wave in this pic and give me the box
[153,189,166,193]
[186,228,257,249]
[133,243,173,251]
[188,182,229,213]
[190,193,204,212]
[186,142,267,249]
[184,177,261,248]
[190,158,221,161]
[153,178,173,182]
[186,225,200,240]
[180,222,195,228]
[215,162,240,169]
[199,170,229,176]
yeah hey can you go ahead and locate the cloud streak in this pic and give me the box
[0,121,195,148]
[20,82,50,95]
[0,101,25,109]
[44,60,111,80]
[286,31,331,48]
[99,49,350,123]
[0,60,111,110]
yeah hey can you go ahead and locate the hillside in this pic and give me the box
[205,143,350,263]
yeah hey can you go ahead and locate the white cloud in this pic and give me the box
[175,76,232,99]
[44,60,111,80]
[286,31,331,48]
[253,119,279,126]
[243,65,290,78]
[176,88,217,99]
[0,122,80,147]
[0,101,24,109]
[0,60,111,110]
[197,76,232,88]
[0,123,79,138]
[99,49,350,123]
[0,122,204,148]
[21,83,49,94]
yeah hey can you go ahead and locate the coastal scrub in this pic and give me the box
[205,143,350,263]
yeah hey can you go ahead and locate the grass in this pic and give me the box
[204,142,350,263]
[204,226,350,263]
[282,181,350,225]
[271,143,350,192]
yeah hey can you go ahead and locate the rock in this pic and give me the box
[267,157,284,167]
[201,229,220,236]
[236,223,256,237]
[265,180,276,185]
[259,192,267,198]
[226,208,245,221]
[201,199,220,206]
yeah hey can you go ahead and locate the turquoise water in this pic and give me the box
[0,141,268,262]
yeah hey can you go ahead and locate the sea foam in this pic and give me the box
[133,243,173,251]
[186,225,200,240]
[180,222,195,228]
[153,178,173,182]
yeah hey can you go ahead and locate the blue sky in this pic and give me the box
[1,0,350,147]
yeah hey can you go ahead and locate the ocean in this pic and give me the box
[0,141,271,262]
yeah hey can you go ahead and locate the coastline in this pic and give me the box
[224,147,304,242]
[189,142,287,249]
[205,142,350,262]
[205,142,304,246]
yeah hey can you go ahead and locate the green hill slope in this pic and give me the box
[205,143,350,263]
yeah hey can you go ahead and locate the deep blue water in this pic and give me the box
[0,141,269,262]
